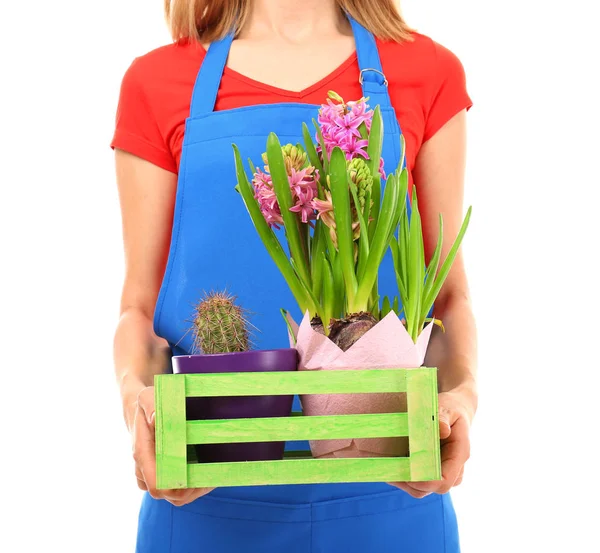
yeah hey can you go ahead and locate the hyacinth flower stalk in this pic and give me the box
[233,143,322,318]
[234,91,407,347]
[391,187,472,342]
[327,145,406,314]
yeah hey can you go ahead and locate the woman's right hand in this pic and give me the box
[131,386,214,506]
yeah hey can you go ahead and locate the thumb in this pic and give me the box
[438,407,452,440]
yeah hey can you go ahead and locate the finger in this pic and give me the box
[133,405,159,498]
[161,489,197,504]
[454,466,465,487]
[135,464,147,490]
[438,416,470,494]
[400,412,470,495]
[398,479,440,493]
[405,464,466,495]
[438,405,453,440]
[388,482,431,499]
[167,488,215,507]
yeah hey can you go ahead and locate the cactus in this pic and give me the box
[192,291,251,354]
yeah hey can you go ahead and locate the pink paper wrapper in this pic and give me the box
[288,311,433,458]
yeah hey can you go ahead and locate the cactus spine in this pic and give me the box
[193,291,251,354]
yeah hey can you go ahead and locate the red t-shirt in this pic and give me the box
[111,33,472,179]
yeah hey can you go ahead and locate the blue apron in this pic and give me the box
[141,17,460,553]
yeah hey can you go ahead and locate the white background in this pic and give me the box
[1,1,598,551]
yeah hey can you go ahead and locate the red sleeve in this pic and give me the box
[423,42,472,142]
[110,58,177,173]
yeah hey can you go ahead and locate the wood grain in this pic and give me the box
[186,413,409,444]
[187,457,411,487]
[184,368,408,397]
[406,368,441,481]
[154,374,188,489]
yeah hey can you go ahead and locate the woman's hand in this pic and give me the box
[390,387,474,498]
[131,386,214,506]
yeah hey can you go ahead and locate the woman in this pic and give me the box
[112,0,478,551]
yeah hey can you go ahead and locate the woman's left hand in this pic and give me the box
[390,388,474,498]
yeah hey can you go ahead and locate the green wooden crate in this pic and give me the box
[155,368,441,489]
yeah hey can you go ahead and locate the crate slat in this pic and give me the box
[186,413,409,444]
[155,375,188,489]
[184,368,407,397]
[406,368,441,481]
[187,457,411,487]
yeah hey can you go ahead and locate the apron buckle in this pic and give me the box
[359,68,389,87]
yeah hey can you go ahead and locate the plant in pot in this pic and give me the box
[233,91,471,459]
[173,291,297,463]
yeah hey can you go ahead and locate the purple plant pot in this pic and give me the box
[172,349,297,463]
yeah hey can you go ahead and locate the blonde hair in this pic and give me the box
[164,0,413,44]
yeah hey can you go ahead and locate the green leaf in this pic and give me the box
[399,203,410,295]
[424,317,446,332]
[311,223,325,298]
[313,119,329,174]
[381,296,392,318]
[302,123,325,186]
[233,144,315,314]
[371,295,381,320]
[358,121,369,141]
[406,186,424,341]
[349,172,370,277]
[321,253,335,333]
[295,143,306,158]
[266,133,312,289]
[329,147,358,307]
[290,256,324,319]
[248,158,257,176]
[363,187,372,228]
[332,253,345,318]
[366,107,383,240]
[390,238,406,302]
[354,172,401,310]
[280,309,297,346]
[421,206,472,323]
[422,214,444,317]
[394,169,409,239]
[393,268,408,309]
[366,106,383,178]
[398,134,406,172]
[368,173,381,241]
[392,296,400,315]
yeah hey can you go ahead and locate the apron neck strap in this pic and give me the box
[189,16,392,117]
[190,32,234,117]
[348,16,392,109]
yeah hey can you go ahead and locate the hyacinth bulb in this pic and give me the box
[192,291,251,354]
[312,312,379,352]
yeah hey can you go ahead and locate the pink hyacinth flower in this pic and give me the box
[253,164,319,228]
[252,168,284,229]
[288,167,319,224]
[317,94,386,179]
